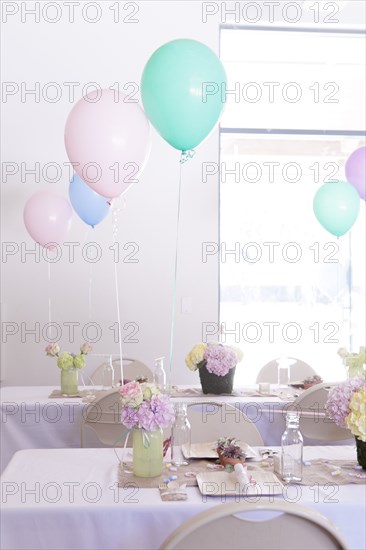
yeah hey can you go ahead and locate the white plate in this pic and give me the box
[197,470,284,496]
[181,442,258,460]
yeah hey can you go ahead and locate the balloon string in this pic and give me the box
[47,260,52,339]
[348,232,353,351]
[168,154,185,393]
[112,206,124,385]
[88,262,93,322]
[84,227,93,322]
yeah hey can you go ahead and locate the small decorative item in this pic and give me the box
[303,374,323,390]
[119,381,175,477]
[45,342,92,395]
[185,342,243,394]
[338,347,366,378]
[326,377,366,469]
[216,437,246,466]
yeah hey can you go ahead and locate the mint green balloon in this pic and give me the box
[313,180,360,237]
[141,39,227,151]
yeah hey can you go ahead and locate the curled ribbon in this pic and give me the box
[180,150,196,164]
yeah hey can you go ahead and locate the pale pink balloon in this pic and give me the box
[23,191,73,248]
[64,89,151,199]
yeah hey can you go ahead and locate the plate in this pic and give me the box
[181,442,258,460]
[196,470,284,496]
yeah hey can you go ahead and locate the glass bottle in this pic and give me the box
[281,411,303,482]
[102,356,115,390]
[153,356,166,392]
[171,403,191,466]
[277,356,290,388]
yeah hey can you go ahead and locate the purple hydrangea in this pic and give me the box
[325,376,366,427]
[121,391,175,431]
[121,406,140,429]
[204,343,237,376]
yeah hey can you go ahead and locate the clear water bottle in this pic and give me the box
[277,356,290,388]
[102,356,115,390]
[153,356,166,392]
[171,403,191,466]
[281,411,303,482]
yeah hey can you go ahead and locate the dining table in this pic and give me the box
[1,445,364,550]
[1,385,353,474]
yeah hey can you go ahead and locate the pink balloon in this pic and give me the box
[64,89,151,199]
[345,146,366,201]
[23,191,73,248]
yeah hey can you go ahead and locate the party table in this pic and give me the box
[0,386,353,473]
[1,446,364,550]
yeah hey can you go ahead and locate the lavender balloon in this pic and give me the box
[345,146,366,200]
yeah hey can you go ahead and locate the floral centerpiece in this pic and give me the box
[119,381,175,477]
[303,374,323,390]
[216,437,246,466]
[45,342,92,395]
[185,342,243,394]
[325,377,366,469]
[338,347,366,378]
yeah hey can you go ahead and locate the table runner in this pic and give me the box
[118,458,366,488]
[48,389,108,399]
[171,387,280,398]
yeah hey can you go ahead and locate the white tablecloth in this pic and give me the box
[1,446,364,550]
[0,386,353,474]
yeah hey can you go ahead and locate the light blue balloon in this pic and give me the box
[313,180,360,237]
[69,174,110,228]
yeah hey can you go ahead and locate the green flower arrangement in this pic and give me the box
[45,342,92,370]
[338,347,366,378]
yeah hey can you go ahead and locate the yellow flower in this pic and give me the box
[185,343,207,371]
[346,388,366,442]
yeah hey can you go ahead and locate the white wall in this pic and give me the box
[1,0,221,386]
[1,1,364,386]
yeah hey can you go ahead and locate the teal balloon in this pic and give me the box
[313,180,360,237]
[69,174,110,228]
[141,39,227,151]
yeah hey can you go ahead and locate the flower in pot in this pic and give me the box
[338,347,366,378]
[45,342,92,395]
[325,377,366,469]
[185,342,243,394]
[119,381,175,477]
[303,374,323,390]
[216,437,246,466]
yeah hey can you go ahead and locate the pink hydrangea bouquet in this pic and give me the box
[325,377,366,442]
[119,381,175,432]
[45,342,92,370]
[185,342,243,376]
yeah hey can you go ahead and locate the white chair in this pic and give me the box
[256,358,316,383]
[81,389,130,448]
[292,382,352,441]
[90,357,153,386]
[187,402,264,446]
[160,501,348,550]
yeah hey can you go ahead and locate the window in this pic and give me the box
[219,27,365,383]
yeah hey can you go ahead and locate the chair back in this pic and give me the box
[256,358,316,383]
[160,501,348,550]
[292,382,352,440]
[187,402,264,446]
[81,389,130,447]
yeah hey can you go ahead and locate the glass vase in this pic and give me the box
[132,428,163,477]
[60,367,78,396]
